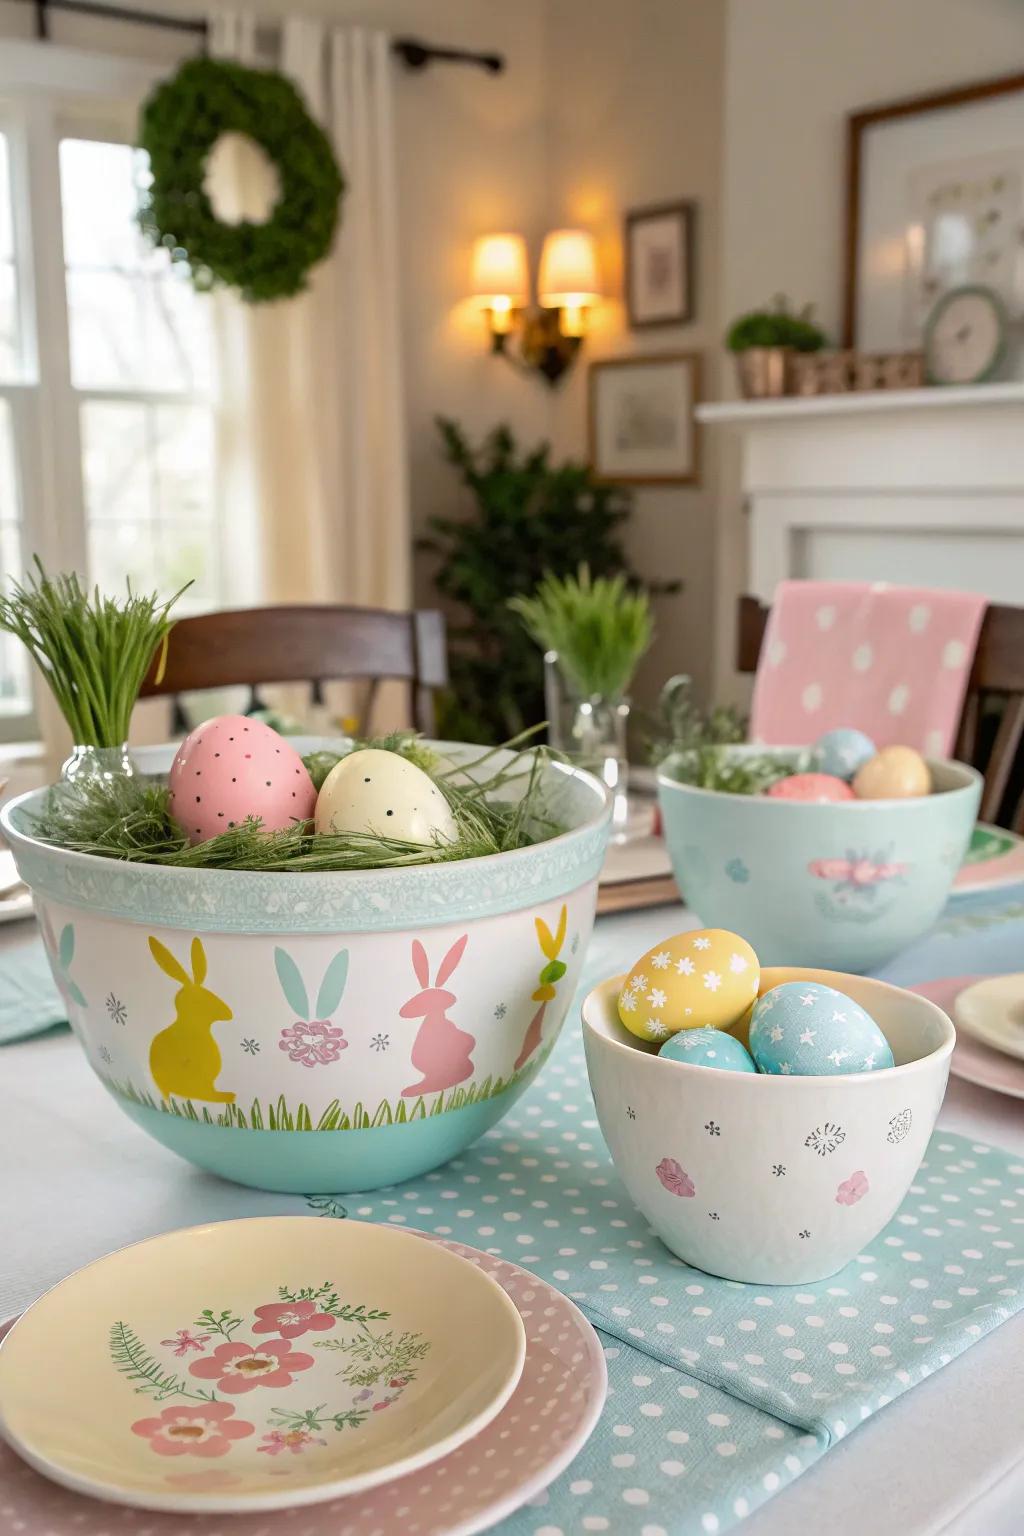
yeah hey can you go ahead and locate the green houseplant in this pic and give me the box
[421,418,676,744]
[726,295,826,398]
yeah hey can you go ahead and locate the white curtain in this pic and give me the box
[208,13,410,617]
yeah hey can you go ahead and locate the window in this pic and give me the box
[0,48,230,737]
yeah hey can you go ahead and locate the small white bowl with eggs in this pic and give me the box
[583,967,954,1284]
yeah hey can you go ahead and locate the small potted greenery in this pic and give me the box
[510,565,653,830]
[725,295,826,398]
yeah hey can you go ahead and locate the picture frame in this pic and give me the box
[843,71,1024,350]
[588,353,701,486]
[624,201,696,328]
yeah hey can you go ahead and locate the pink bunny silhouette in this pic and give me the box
[399,935,475,1097]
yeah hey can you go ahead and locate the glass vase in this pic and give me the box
[544,651,632,838]
[60,742,138,785]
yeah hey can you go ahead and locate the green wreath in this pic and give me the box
[138,57,345,304]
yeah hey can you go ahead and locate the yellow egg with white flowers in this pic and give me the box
[617,929,760,1042]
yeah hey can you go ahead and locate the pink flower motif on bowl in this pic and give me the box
[836,1169,869,1206]
[278,1020,347,1067]
[252,1299,337,1340]
[131,1402,255,1458]
[258,1429,327,1456]
[160,1327,212,1356]
[189,1339,315,1394]
[655,1157,695,1198]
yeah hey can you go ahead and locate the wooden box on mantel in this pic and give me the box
[790,349,925,396]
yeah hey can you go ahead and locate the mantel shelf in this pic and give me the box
[696,380,1024,425]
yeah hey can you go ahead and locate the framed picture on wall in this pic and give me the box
[588,353,701,485]
[624,201,696,327]
[844,70,1024,351]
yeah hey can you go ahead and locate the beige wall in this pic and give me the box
[545,0,725,707]
[716,0,1024,703]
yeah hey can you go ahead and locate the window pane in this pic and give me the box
[0,135,21,383]
[81,400,218,604]
[60,139,212,394]
[0,400,30,712]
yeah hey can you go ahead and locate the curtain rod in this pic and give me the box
[22,0,506,72]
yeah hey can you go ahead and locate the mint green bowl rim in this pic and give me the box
[0,742,612,935]
[656,749,983,811]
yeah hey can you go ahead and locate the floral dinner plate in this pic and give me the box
[0,1217,526,1514]
[951,822,1024,897]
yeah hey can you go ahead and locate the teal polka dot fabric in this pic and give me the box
[339,900,1024,1535]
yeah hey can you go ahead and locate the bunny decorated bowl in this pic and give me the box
[583,968,954,1284]
[657,750,982,972]
[3,742,611,1193]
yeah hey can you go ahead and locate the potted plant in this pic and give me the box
[725,295,826,398]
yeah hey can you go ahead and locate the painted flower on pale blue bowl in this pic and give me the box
[657,747,981,972]
[3,741,611,1194]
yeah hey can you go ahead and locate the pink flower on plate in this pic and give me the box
[189,1339,314,1393]
[258,1429,327,1457]
[131,1402,254,1458]
[252,1299,336,1340]
[655,1157,695,1198]
[836,1169,870,1206]
[372,1396,398,1412]
[278,1020,347,1067]
[161,1327,212,1357]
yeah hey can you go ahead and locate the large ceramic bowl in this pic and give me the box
[657,750,981,971]
[3,742,610,1194]
[583,967,954,1284]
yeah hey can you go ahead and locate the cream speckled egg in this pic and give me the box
[315,748,458,845]
[853,745,931,800]
[617,928,760,1043]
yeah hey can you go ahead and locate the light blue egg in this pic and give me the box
[813,727,876,781]
[659,1027,757,1073]
[749,981,894,1076]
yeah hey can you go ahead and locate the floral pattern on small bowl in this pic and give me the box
[655,1157,695,1198]
[835,1170,869,1206]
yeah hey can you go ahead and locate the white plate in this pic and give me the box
[0,1217,526,1514]
[953,973,1024,1062]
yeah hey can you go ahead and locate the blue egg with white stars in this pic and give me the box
[813,727,876,781]
[659,1026,757,1073]
[749,981,894,1076]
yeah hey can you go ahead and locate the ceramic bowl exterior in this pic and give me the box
[657,752,981,971]
[583,967,954,1284]
[3,746,610,1194]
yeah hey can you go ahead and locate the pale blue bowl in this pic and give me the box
[657,749,981,972]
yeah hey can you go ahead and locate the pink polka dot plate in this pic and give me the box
[0,1231,607,1535]
[0,1219,526,1515]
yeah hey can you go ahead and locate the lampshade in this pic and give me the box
[537,228,600,307]
[469,233,529,307]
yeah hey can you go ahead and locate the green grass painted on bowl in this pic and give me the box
[98,1039,554,1132]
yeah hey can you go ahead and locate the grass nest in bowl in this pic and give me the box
[31,733,569,873]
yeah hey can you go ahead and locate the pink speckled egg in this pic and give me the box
[168,715,316,844]
[766,772,856,804]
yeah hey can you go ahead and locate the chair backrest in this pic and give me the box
[140,605,448,736]
[735,594,1024,832]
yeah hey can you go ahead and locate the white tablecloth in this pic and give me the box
[1,909,1022,1534]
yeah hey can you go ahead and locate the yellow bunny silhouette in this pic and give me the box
[148,936,235,1104]
[513,904,568,1071]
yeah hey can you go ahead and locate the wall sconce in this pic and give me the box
[469,228,600,384]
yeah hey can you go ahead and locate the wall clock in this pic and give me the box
[923,285,1007,385]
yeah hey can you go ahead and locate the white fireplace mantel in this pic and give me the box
[697,383,1024,603]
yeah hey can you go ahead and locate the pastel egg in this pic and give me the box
[813,727,876,781]
[659,1027,756,1073]
[617,929,760,1043]
[766,772,856,803]
[749,981,894,1076]
[168,715,316,845]
[315,748,458,846]
[853,746,931,800]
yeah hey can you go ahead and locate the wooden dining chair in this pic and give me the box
[140,605,449,736]
[735,594,1024,832]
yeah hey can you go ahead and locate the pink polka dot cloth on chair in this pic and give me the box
[749,580,988,755]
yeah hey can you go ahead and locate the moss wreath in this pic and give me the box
[138,57,345,304]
